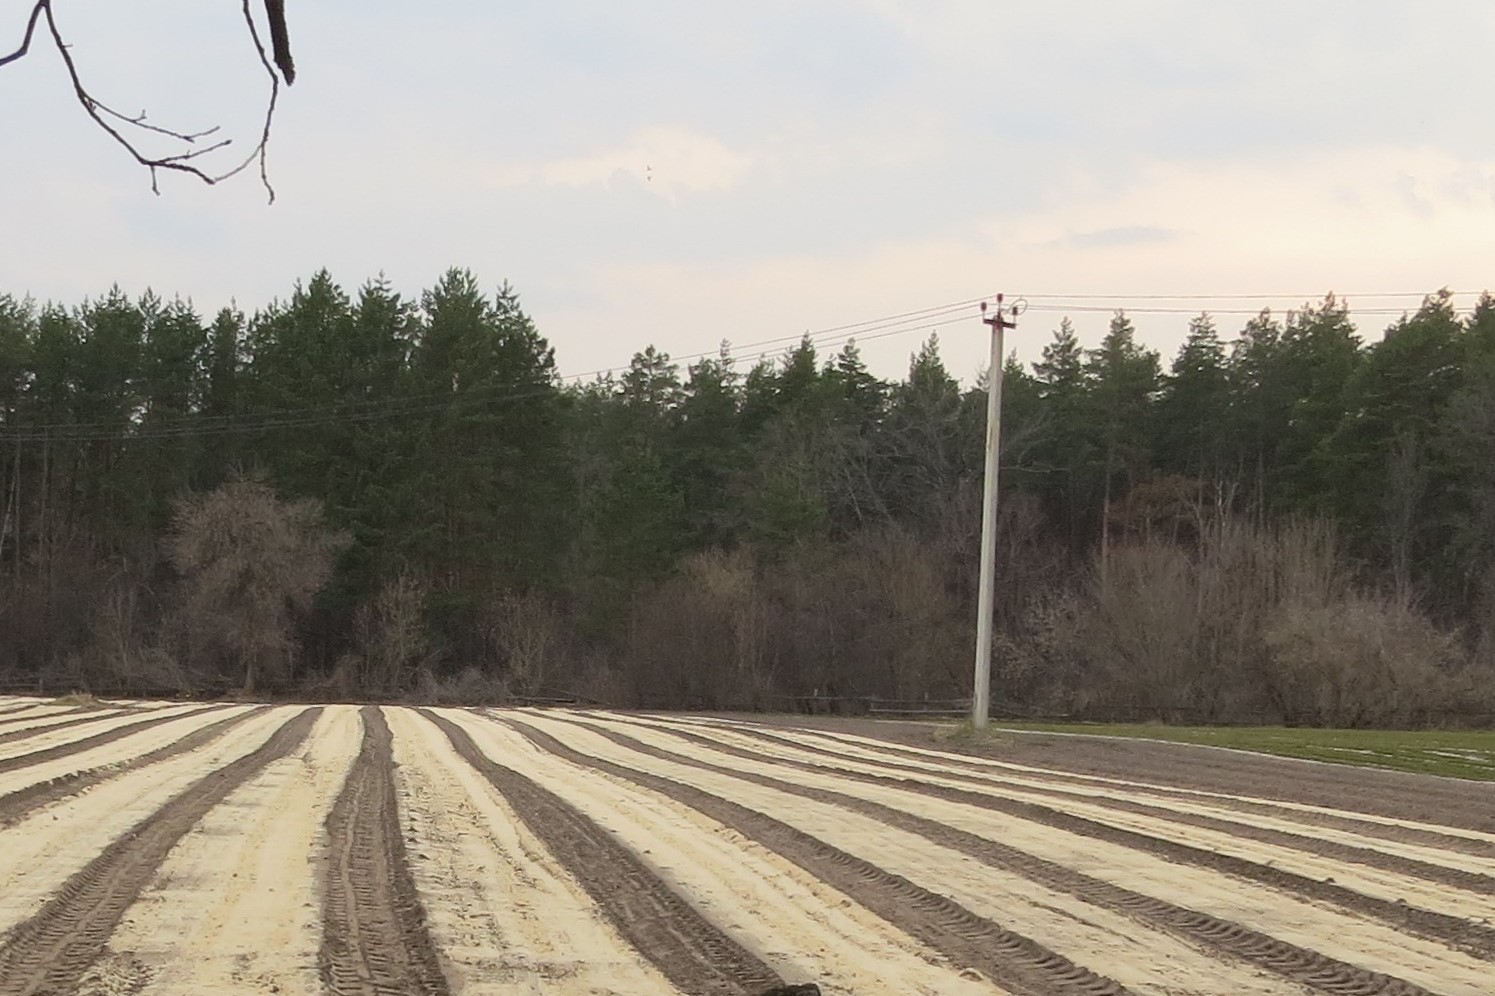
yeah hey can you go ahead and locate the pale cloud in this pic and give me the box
[533,145,1495,384]
[491,126,753,197]
[4,2,1494,385]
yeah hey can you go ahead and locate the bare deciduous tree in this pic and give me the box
[1,1,295,200]
[169,474,343,694]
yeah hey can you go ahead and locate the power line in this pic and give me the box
[1022,304,1424,316]
[1019,291,1470,301]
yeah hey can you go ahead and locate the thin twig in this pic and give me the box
[93,103,222,143]
[239,0,281,203]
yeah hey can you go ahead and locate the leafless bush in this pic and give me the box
[1082,541,1201,718]
[625,550,772,710]
[169,473,345,694]
[487,590,564,697]
[81,571,189,695]
[991,586,1081,708]
[752,526,969,703]
[354,572,432,696]
[412,665,506,706]
[1264,592,1469,726]
[1045,511,1478,725]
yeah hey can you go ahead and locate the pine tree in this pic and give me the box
[1157,313,1228,481]
[1086,311,1161,563]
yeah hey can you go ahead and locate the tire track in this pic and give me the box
[421,709,787,996]
[319,706,450,996]
[0,704,227,777]
[0,704,99,727]
[626,716,1495,897]
[430,710,1005,995]
[647,722,1495,961]
[0,707,268,828]
[719,719,1495,860]
[530,715,1449,996]
[384,709,690,993]
[0,711,129,748]
[0,707,320,996]
[487,714,1131,996]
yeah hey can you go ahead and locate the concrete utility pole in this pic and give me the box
[973,294,1019,728]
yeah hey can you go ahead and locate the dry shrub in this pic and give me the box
[412,665,506,706]
[487,590,564,697]
[83,573,188,695]
[992,586,1086,715]
[833,527,967,701]
[1081,541,1201,719]
[569,651,632,707]
[754,526,969,703]
[169,473,345,694]
[625,547,773,709]
[1263,592,1468,726]
[1045,513,1482,725]
[354,572,432,696]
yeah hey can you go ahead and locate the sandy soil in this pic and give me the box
[587,712,1495,995]
[705,718,1495,845]
[0,703,200,761]
[76,707,363,996]
[513,711,1319,996]
[2,701,1491,996]
[0,705,254,798]
[440,709,1004,996]
[0,706,293,936]
[624,715,1495,914]
[0,703,80,724]
[741,714,1495,833]
[386,707,681,995]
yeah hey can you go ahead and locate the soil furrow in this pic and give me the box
[421,709,786,996]
[0,705,156,744]
[708,732,1495,957]
[0,711,131,747]
[0,706,320,996]
[629,717,1495,898]
[492,713,1132,996]
[729,720,1495,859]
[648,714,1495,885]
[0,707,268,828]
[549,716,1449,996]
[319,706,449,996]
[0,704,103,727]
[741,717,1495,835]
[0,704,226,778]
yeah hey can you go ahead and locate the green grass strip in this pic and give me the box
[943,722,1495,781]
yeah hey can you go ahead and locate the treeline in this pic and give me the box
[1,272,1493,725]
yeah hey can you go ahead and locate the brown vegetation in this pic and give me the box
[168,474,345,695]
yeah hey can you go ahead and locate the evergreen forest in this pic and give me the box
[2,271,1493,726]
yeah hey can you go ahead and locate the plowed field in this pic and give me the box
[0,696,1490,995]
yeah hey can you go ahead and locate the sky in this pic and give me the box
[2,1,1494,384]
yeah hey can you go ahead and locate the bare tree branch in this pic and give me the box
[0,0,45,69]
[264,0,294,85]
[3,0,289,202]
